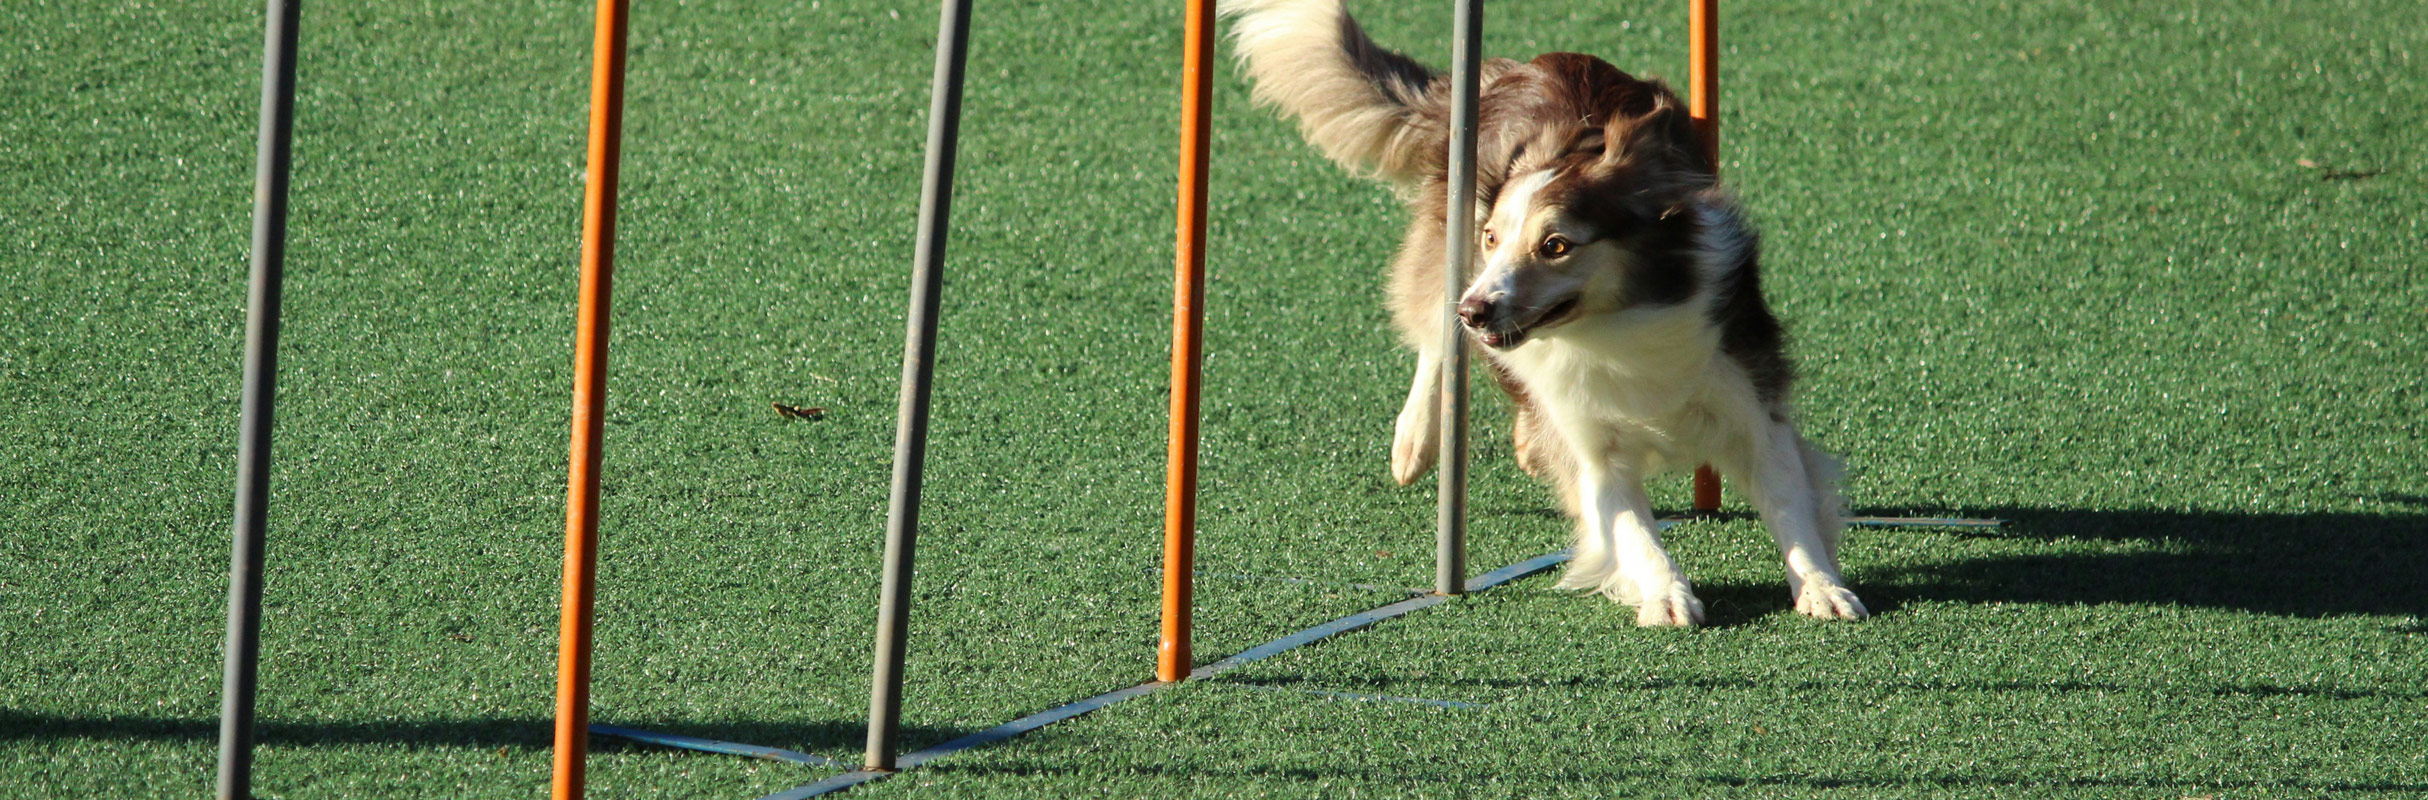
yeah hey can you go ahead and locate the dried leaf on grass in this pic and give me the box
[772,402,826,420]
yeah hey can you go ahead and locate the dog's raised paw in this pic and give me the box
[1390,408,1438,486]
[1794,580,1868,621]
[1634,582,1705,628]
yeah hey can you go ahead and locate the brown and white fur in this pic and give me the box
[1224,0,1864,626]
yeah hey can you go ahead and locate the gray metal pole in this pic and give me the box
[218,1,301,792]
[1436,0,1481,596]
[218,0,299,797]
[865,0,972,772]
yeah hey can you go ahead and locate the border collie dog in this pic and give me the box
[1224,0,1864,626]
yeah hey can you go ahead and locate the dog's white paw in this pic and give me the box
[1633,581,1705,628]
[1793,577,1868,621]
[1390,406,1438,485]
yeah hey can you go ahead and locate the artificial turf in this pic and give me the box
[2,0,2423,797]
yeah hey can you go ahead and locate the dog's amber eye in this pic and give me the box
[1539,236,1571,258]
[1482,229,1497,248]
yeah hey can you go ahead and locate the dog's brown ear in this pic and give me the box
[1600,92,1707,175]
[1565,126,1609,160]
[1508,124,1604,174]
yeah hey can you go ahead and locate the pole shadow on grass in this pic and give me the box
[0,711,963,757]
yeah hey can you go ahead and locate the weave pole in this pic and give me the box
[865,0,974,771]
[1436,0,1482,596]
[215,0,300,797]
[1688,0,1721,514]
[1157,0,1216,685]
[549,0,630,795]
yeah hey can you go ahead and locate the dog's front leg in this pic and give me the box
[1739,422,1867,620]
[1389,346,1442,485]
[1578,463,1703,627]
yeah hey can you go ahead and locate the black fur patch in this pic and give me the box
[1536,166,1701,310]
[1703,227,1796,404]
[1629,212,1702,308]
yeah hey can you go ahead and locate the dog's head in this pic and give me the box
[1459,94,1712,350]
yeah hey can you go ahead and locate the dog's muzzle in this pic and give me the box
[1456,296,1520,348]
[1458,294,1575,350]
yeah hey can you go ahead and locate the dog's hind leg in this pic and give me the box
[1390,345,1442,485]
[1735,421,1867,620]
[1483,359,1552,478]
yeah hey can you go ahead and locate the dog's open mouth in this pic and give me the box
[1472,296,1580,350]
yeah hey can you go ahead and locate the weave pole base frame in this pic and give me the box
[594,514,1998,797]
[595,542,1591,799]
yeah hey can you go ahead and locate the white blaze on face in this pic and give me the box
[1464,168,1560,305]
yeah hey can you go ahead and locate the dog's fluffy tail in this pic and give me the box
[1222,0,1445,184]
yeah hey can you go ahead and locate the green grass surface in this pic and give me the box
[3,0,2424,797]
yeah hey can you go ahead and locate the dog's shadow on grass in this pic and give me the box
[1826,506,2428,621]
[1604,505,2428,626]
[0,710,957,758]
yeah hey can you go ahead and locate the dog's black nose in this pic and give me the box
[1456,296,1494,328]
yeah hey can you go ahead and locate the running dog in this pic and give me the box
[1224,0,1865,626]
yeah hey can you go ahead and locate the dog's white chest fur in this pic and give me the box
[1497,300,1731,474]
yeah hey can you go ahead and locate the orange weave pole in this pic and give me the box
[551,0,630,796]
[1688,0,1720,170]
[1689,0,1722,513]
[1158,0,1216,684]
